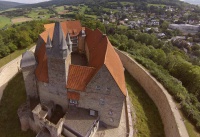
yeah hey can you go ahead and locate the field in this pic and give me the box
[0,15,11,28]
[148,4,166,7]
[0,72,35,137]
[11,17,33,24]
[108,1,134,6]
[26,8,53,19]
[125,71,165,137]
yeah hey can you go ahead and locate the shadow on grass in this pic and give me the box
[0,72,35,137]
[125,71,165,137]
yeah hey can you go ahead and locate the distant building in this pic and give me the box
[169,24,200,34]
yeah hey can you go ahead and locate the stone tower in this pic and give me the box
[78,30,86,53]
[20,51,38,99]
[46,22,72,101]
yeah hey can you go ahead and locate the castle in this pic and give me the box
[18,20,127,137]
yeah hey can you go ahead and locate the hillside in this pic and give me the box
[18,0,83,8]
[0,1,24,10]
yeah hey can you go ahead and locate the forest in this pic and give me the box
[105,26,200,131]
[0,20,47,58]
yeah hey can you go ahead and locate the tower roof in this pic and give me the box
[45,34,52,48]
[20,51,37,68]
[66,33,72,46]
[48,22,68,58]
[35,20,126,96]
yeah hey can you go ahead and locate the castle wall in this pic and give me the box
[78,35,85,53]
[37,81,68,111]
[115,49,189,137]
[77,65,125,127]
[22,66,38,98]
[85,43,90,62]
[0,46,35,100]
[47,56,68,99]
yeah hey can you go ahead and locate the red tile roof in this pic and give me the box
[35,43,48,83]
[67,65,96,91]
[67,91,80,100]
[85,29,126,96]
[35,20,126,96]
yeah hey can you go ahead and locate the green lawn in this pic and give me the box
[0,15,11,28]
[27,9,52,19]
[0,72,35,137]
[125,71,165,137]
[78,5,88,14]
[148,4,166,7]
[0,44,34,68]
[176,103,200,137]
[55,5,65,12]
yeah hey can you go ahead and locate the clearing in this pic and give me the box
[11,17,33,24]
[0,15,11,28]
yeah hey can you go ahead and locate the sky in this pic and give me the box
[0,0,50,4]
[181,0,200,5]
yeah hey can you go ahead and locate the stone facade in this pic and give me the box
[18,21,126,137]
[78,65,124,127]
[21,66,38,99]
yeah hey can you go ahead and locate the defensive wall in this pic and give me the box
[115,48,189,137]
[0,46,35,100]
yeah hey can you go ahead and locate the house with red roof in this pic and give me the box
[19,20,127,137]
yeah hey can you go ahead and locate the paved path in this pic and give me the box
[0,46,35,100]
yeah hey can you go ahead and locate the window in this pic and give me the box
[69,99,78,105]
[96,85,100,90]
[108,110,113,116]
[99,98,105,105]
[109,118,114,122]
[44,83,47,87]
[106,87,111,94]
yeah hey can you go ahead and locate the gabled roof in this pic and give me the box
[67,65,96,91]
[42,20,82,42]
[34,20,126,96]
[35,43,48,83]
[85,29,126,96]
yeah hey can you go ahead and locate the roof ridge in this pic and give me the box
[70,64,96,69]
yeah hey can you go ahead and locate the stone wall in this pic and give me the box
[0,46,35,100]
[78,65,125,127]
[21,66,38,98]
[37,81,68,111]
[115,49,189,137]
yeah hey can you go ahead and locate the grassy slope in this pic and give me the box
[176,103,200,137]
[0,15,11,28]
[125,71,165,137]
[0,72,35,137]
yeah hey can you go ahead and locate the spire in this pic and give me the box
[66,33,72,45]
[60,32,68,50]
[50,22,68,58]
[46,34,52,48]
[52,22,66,50]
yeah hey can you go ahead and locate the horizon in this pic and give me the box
[0,0,50,4]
